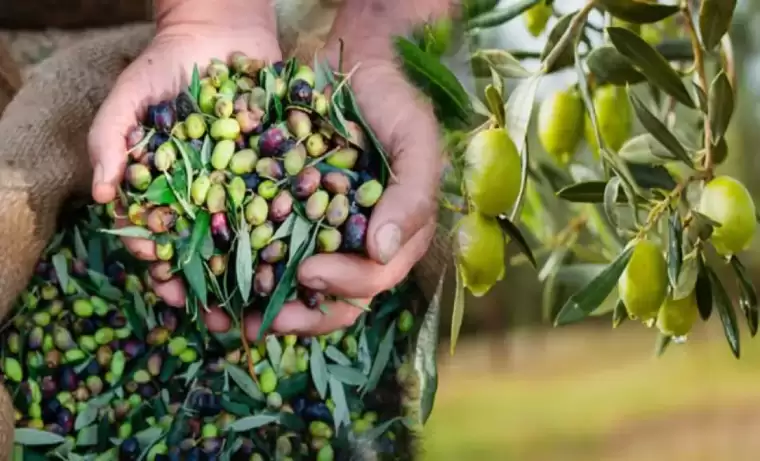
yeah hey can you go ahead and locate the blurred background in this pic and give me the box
[2,0,760,459]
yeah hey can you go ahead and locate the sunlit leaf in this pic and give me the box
[472,49,531,79]
[699,0,737,50]
[708,71,734,142]
[628,90,692,166]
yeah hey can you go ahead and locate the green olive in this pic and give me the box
[584,84,632,156]
[463,127,521,217]
[618,239,668,324]
[537,88,584,165]
[656,290,699,337]
[454,212,506,297]
[698,175,757,256]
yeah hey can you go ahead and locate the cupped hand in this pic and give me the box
[207,55,442,340]
[88,22,282,307]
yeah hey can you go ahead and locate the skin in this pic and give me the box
[89,0,448,339]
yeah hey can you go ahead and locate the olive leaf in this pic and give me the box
[462,0,501,21]
[708,71,734,142]
[608,27,695,109]
[143,176,177,205]
[707,266,741,358]
[667,213,683,289]
[189,64,201,102]
[466,0,542,29]
[229,414,281,432]
[471,49,531,79]
[484,84,506,128]
[554,246,634,326]
[556,181,626,204]
[692,81,708,114]
[586,45,645,86]
[505,74,541,155]
[450,263,466,354]
[673,252,699,301]
[612,299,627,328]
[497,217,537,269]
[628,90,692,166]
[699,0,737,50]
[729,256,759,337]
[596,0,680,24]
[540,12,576,73]
[618,133,676,165]
[603,176,622,229]
[415,268,444,424]
[99,227,154,240]
[309,338,329,399]
[654,333,672,357]
[362,321,396,395]
[235,216,253,304]
[628,164,677,191]
[393,37,472,129]
[14,429,65,446]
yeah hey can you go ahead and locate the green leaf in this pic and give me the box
[628,164,677,191]
[288,216,312,265]
[229,413,281,432]
[673,252,699,301]
[266,335,283,373]
[310,339,329,399]
[612,299,627,328]
[143,175,177,205]
[52,252,70,293]
[654,333,672,357]
[189,64,201,102]
[628,90,692,165]
[363,321,396,395]
[200,135,212,167]
[329,376,351,429]
[505,74,541,155]
[608,27,695,108]
[694,255,713,321]
[172,138,196,208]
[586,45,645,85]
[708,71,734,142]
[393,37,472,128]
[556,181,622,203]
[74,405,99,431]
[415,268,444,423]
[258,225,318,339]
[539,13,576,73]
[99,227,153,239]
[471,49,531,79]
[466,0,541,29]
[699,0,737,50]
[667,213,683,289]
[597,0,680,24]
[729,256,758,337]
[463,0,501,21]
[185,211,211,263]
[708,266,740,358]
[14,429,65,446]
[449,262,467,355]
[603,176,622,228]
[73,227,88,261]
[326,364,368,387]
[497,217,536,269]
[224,362,265,401]
[618,133,676,165]
[325,346,352,366]
[75,425,98,447]
[484,84,505,128]
[554,246,634,326]
[236,217,253,304]
[182,252,207,306]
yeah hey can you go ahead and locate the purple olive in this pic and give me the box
[148,101,176,133]
[322,172,351,195]
[292,167,321,199]
[258,127,288,157]
[289,79,313,105]
[236,109,264,134]
[298,287,324,310]
[343,213,368,252]
[211,213,232,250]
[254,264,275,296]
[255,157,284,179]
[269,191,294,223]
[146,207,177,233]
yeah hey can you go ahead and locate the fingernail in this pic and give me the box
[303,277,327,291]
[376,223,401,264]
[93,163,104,184]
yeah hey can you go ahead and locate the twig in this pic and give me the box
[541,0,597,73]
[680,1,713,177]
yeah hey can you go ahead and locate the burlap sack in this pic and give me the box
[0,20,449,457]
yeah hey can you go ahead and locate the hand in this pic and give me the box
[204,51,442,340]
[88,2,282,307]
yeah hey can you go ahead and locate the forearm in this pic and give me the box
[155,0,277,33]
[328,0,458,61]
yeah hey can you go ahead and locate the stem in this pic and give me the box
[541,0,597,73]
[680,0,713,177]
[637,175,700,238]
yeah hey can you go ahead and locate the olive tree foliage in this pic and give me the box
[395,0,756,358]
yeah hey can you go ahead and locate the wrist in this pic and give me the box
[328,0,457,62]
[155,0,277,35]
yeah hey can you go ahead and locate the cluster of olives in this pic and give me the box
[111,52,386,311]
[618,175,757,338]
[4,213,422,460]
